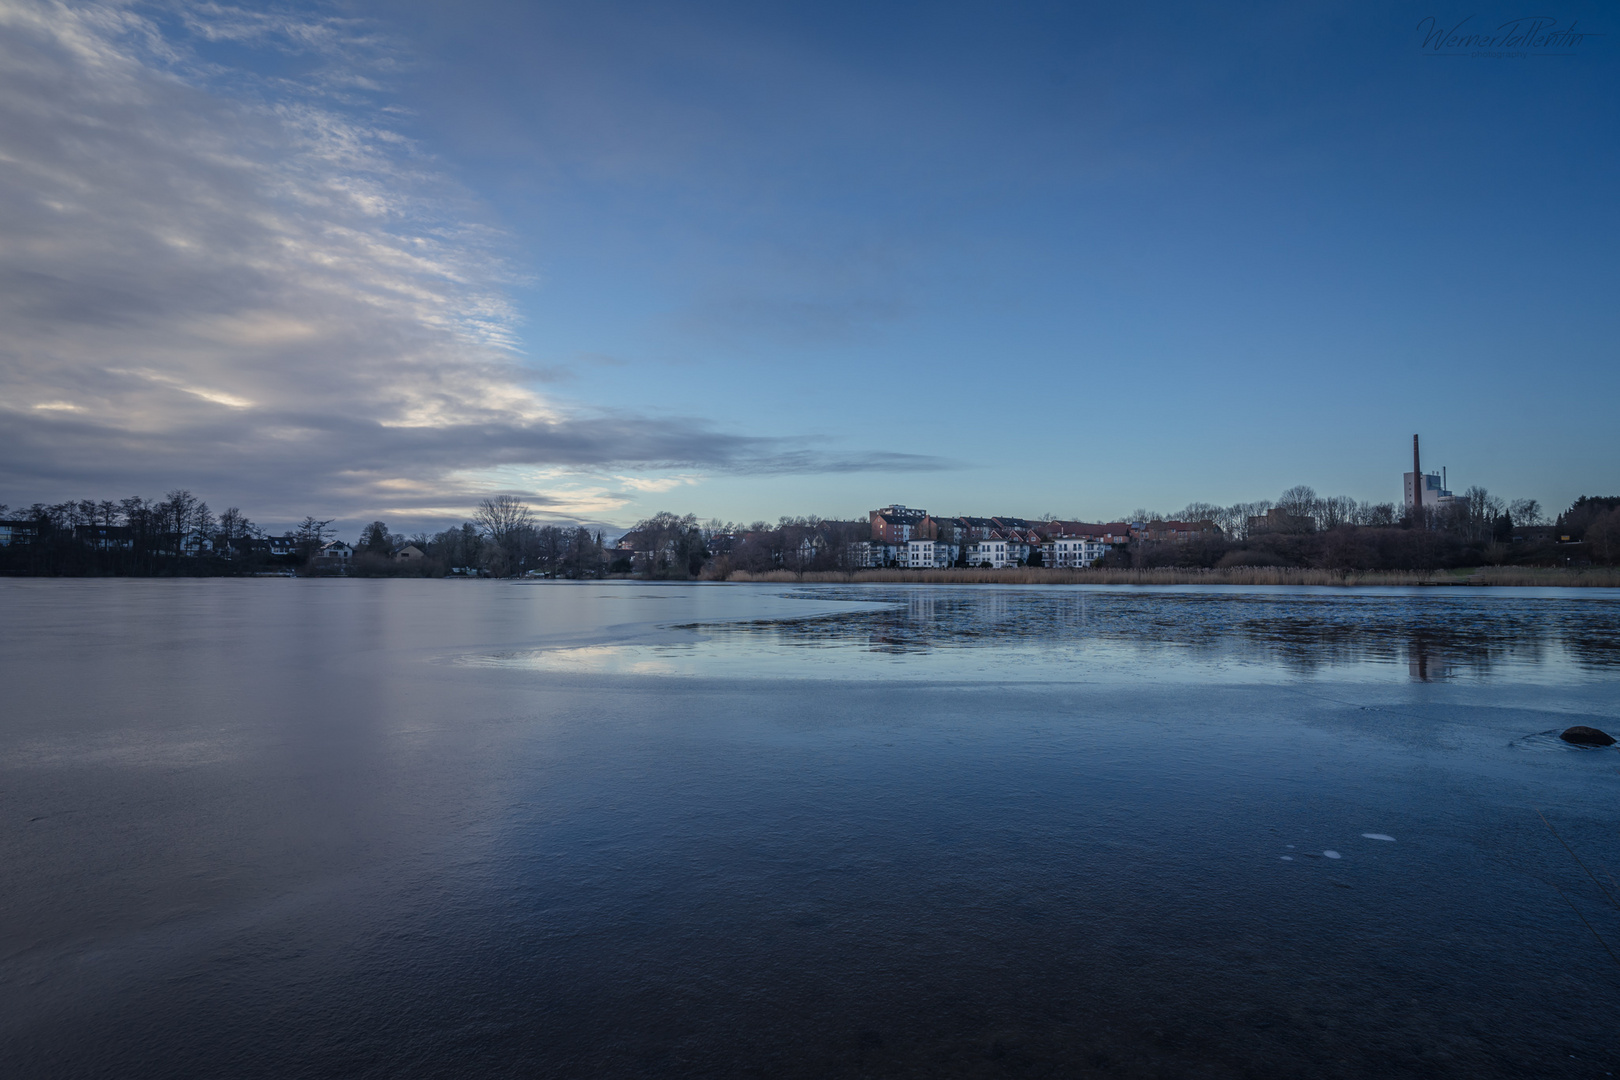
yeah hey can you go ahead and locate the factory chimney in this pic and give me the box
[1412,434,1423,524]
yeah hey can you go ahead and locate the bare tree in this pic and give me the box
[295,516,334,561]
[1276,485,1319,522]
[50,501,82,530]
[193,502,215,542]
[1509,498,1543,527]
[1177,502,1223,523]
[217,507,257,557]
[1354,501,1397,527]
[1453,486,1503,542]
[475,496,536,575]
[475,496,534,542]
[161,490,201,553]
[1318,495,1357,530]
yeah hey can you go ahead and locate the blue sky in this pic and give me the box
[1,1,1614,533]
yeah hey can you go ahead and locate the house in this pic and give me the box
[850,540,898,568]
[1038,521,1132,546]
[73,524,133,550]
[266,534,300,557]
[969,536,1012,568]
[179,531,214,556]
[903,538,939,568]
[0,520,38,546]
[316,540,354,562]
[1134,520,1223,542]
[791,534,826,567]
[950,516,1039,543]
[870,505,936,543]
[394,545,425,561]
[1042,536,1108,568]
[1002,528,1042,564]
[951,516,1000,542]
[1246,508,1313,535]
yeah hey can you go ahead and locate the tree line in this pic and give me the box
[0,493,611,578]
[4,486,1617,578]
[1141,484,1549,543]
[1105,486,1618,570]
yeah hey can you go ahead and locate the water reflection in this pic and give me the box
[688,588,1620,681]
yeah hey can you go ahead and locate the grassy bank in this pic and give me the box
[723,566,1620,587]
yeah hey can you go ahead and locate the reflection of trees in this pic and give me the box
[697,590,1620,677]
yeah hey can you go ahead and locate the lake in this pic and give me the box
[3,579,1618,1078]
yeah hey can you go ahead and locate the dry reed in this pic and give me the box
[723,565,1620,587]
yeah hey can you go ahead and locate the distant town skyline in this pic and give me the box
[1,2,1615,531]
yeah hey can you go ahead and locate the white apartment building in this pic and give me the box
[851,540,898,568]
[1043,537,1108,568]
[969,538,1011,567]
[903,539,937,568]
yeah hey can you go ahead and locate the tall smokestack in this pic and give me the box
[1412,434,1423,523]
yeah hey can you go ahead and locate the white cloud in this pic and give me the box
[615,474,702,493]
[0,1,949,525]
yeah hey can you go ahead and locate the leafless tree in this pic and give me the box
[1177,502,1223,524]
[295,516,334,561]
[475,496,534,543]
[475,496,536,575]
[161,490,202,553]
[1509,498,1543,527]
[193,502,215,541]
[1354,501,1397,527]
[1454,486,1504,543]
[1318,495,1357,530]
[217,508,257,556]
[1276,485,1319,522]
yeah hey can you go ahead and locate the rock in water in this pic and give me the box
[1560,726,1616,746]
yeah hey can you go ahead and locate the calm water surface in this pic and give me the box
[3,579,1619,1078]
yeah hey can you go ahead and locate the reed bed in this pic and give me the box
[723,566,1620,587]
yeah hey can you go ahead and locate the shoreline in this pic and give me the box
[721,566,1620,587]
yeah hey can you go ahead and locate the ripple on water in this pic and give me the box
[1511,729,1620,753]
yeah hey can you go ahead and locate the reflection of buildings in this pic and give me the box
[721,589,1610,676]
[1406,636,1455,681]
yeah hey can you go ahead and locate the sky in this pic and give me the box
[1,1,1615,536]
